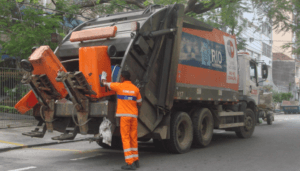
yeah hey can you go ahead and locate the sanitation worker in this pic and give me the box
[102,71,142,170]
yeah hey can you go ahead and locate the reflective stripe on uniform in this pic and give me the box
[136,98,142,103]
[116,114,138,118]
[124,148,138,152]
[125,154,139,159]
[117,95,137,101]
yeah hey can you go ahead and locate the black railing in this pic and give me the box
[0,67,38,128]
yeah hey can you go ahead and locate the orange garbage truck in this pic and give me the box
[15,4,268,153]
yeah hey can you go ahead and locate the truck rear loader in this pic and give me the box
[15,4,268,153]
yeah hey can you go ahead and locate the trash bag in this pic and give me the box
[99,117,112,146]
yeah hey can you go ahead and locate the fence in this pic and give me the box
[0,67,38,128]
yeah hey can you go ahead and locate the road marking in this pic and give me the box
[32,147,81,152]
[70,154,103,161]
[0,140,24,147]
[73,149,102,154]
[8,166,37,171]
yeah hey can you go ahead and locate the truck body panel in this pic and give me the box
[175,28,240,102]
[79,46,115,98]
[29,46,68,98]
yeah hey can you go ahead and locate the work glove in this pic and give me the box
[101,71,107,82]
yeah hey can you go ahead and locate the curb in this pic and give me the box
[0,138,88,153]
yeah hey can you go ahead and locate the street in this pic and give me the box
[0,114,300,171]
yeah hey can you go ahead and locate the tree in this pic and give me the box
[253,0,300,56]
[0,0,63,60]
[0,0,251,61]
[272,91,293,103]
[189,2,250,50]
[1,0,299,61]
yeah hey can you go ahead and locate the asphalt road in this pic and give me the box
[1,114,300,171]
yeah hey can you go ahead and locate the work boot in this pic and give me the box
[121,163,136,170]
[134,160,140,168]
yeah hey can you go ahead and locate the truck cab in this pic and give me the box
[238,52,269,122]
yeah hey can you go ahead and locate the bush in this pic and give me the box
[0,105,16,113]
[4,85,30,101]
[272,91,294,103]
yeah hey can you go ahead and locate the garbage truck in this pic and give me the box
[15,4,269,154]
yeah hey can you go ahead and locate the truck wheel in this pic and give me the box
[267,114,272,125]
[192,108,214,147]
[235,108,255,138]
[166,111,193,154]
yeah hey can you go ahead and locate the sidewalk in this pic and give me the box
[0,113,38,129]
[0,126,94,152]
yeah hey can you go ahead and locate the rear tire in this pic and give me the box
[192,108,214,147]
[166,111,193,154]
[267,114,272,125]
[235,108,255,138]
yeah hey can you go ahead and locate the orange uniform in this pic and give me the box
[108,81,142,165]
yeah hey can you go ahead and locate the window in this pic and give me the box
[262,23,266,33]
[253,53,260,60]
[250,61,257,83]
[262,43,271,58]
[262,22,272,37]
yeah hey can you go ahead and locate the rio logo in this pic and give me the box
[211,49,222,64]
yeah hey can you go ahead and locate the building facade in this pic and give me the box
[272,8,300,98]
[273,53,300,100]
[238,14,275,88]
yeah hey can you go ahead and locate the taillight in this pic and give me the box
[131,22,140,32]
[70,26,117,42]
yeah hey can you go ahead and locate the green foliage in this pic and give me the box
[282,92,293,101]
[254,0,300,56]
[4,86,30,101]
[1,0,298,60]
[191,1,250,50]
[262,85,273,92]
[0,105,16,113]
[143,0,151,6]
[0,0,63,59]
[272,91,294,103]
